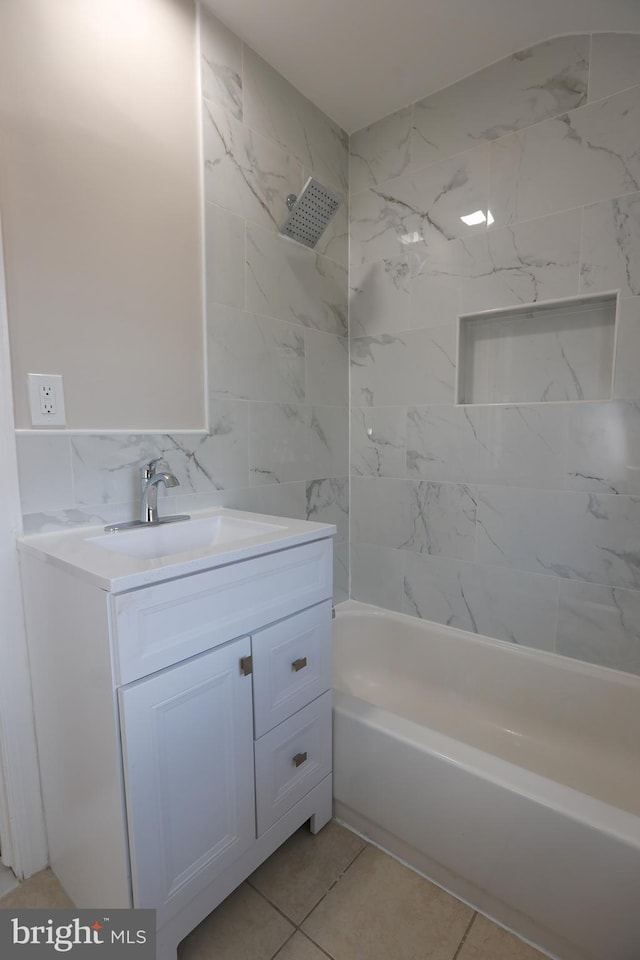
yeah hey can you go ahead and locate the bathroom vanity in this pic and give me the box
[18,510,335,959]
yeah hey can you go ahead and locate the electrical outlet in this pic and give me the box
[40,384,56,416]
[27,374,66,427]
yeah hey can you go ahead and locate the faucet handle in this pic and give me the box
[140,457,165,480]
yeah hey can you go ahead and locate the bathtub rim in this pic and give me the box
[334,598,640,691]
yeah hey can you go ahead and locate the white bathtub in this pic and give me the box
[332,601,640,960]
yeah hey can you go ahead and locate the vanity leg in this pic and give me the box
[155,929,179,960]
[309,775,333,834]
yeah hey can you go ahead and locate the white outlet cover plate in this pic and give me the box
[27,373,66,427]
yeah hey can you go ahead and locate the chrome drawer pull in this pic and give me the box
[292,657,307,672]
[292,751,307,768]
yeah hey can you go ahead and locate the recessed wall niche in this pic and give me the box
[456,293,618,405]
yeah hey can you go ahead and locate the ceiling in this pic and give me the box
[200,0,640,133]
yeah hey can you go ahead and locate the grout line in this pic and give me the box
[295,841,370,928]
[246,879,299,928]
[577,202,585,297]
[269,928,298,960]
[247,826,370,931]
[301,929,339,959]
[451,911,477,960]
[253,832,370,960]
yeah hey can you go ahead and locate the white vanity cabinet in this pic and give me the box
[19,515,335,960]
[119,636,256,918]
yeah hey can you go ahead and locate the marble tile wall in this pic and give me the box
[15,5,349,601]
[13,23,640,656]
[349,32,640,674]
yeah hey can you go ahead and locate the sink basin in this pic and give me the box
[87,515,287,560]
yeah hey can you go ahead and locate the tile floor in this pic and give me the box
[0,821,548,960]
[0,863,18,900]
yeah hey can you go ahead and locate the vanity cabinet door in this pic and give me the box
[118,636,255,922]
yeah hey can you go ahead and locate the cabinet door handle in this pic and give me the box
[292,751,307,768]
[292,657,307,672]
[240,655,253,676]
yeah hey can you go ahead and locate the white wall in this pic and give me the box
[10,4,351,602]
[0,223,48,879]
[0,0,204,430]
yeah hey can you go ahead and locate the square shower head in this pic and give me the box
[279,177,342,248]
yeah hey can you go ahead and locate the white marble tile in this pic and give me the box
[406,406,479,483]
[476,405,568,489]
[385,144,490,246]
[490,84,640,226]
[350,326,456,407]
[242,46,348,195]
[350,106,413,194]
[588,33,640,104]
[306,477,349,543]
[230,480,307,520]
[580,192,640,298]
[207,304,305,404]
[249,403,347,485]
[459,298,615,404]
[351,475,477,562]
[556,580,640,674]
[205,202,245,310]
[246,222,348,337]
[312,191,348,268]
[349,257,412,337]
[203,98,302,232]
[408,241,462,328]
[351,407,407,478]
[458,208,581,314]
[22,502,141,535]
[566,401,640,495]
[350,476,410,549]
[332,541,349,604]
[403,553,558,651]
[412,36,589,168]
[305,331,348,406]
[71,417,249,510]
[306,476,350,603]
[476,486,640,589]
[405,481,477,561]
[163,401,250,492]
[71,434,164,506]
[16,434,73,515]
[350,541,405,612]
[350,145,489,266]
[199,6,242,120]
[613,297,640,399]
[349,187,405,267]
[172,487,230,518]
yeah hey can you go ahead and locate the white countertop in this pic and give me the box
[17,508,336,593]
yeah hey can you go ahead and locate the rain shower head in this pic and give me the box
[279,177,342,248]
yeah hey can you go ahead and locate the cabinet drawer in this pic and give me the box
[252,601,331,738]
[112,538,333,684]
[254,691,332,836]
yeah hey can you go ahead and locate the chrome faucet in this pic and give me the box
[103,458,190,532]
[139,458,179,524]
